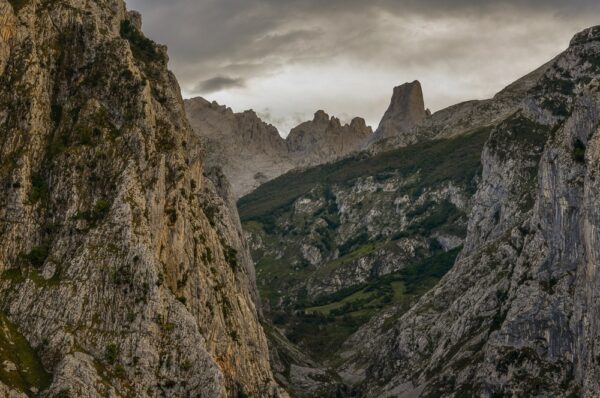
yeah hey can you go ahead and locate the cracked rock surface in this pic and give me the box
[342,25,600,398]
[0,1,285,396]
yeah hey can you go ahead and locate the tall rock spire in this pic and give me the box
[370,80,427,146]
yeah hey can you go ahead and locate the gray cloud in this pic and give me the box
[127,0,600,133]
[194,76,246,94]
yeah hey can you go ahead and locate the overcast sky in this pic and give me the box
[128,0,600,135]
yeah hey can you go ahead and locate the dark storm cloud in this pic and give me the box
[129,0,600,83]
[127,0,600,132]
[194,76,246,94]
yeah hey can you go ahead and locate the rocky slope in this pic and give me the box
[339,25,600,397]
[185,100,372,198]
[238,125,489,396]
[0,1,282,397]
[185,98,293,199]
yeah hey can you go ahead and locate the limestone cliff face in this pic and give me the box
[0,1,282,397]
[341,25,600,397]
[0,2,15,75]
[186,101,372,198]
[286,110,372,165]
[368,81,428,147]
[185,98,292,199]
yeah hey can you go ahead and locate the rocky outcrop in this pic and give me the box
[185,97,292,198]
[0,1,15,75]
[186,101,372,198]
[367,61,554,153]
[368,81,428,147]
[341,25,600,397]
[287,111,372,166]
[0,1,282,397]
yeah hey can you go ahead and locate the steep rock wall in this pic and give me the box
[0,1,283,396]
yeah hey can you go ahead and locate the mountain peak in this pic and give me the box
[388,80,426,126]
[350,117,368,130]
[127,10,143,30]
[314,110,330,123]
[569,25,600,46]
[369,80,427,146]
[285,110,371,164]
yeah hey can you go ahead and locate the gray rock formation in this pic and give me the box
[287,111,372,166]
[187,52,552,200]
[185,101,373,198]
[367,61,554,153]
[368,81,428,146]
[0,1,284,397]
[340,25,600,397]
[185,98,293,199]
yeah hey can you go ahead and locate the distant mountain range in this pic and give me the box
[186,55,550,199]
[185,99,372,197]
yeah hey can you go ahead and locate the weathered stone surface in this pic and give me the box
[0,382,27,398]
[185,98,293,198]
[342,25,600,398]
[0,1,16,75]
[0,0,284,396]
[369,81,427,146]
[287,110,372,166]
[186,101,372,198]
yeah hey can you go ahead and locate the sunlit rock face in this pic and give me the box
[0,0,285,396]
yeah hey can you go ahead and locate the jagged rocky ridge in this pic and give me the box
[185,98,372,198]
[338,25,600,397]
[0,1,284,397]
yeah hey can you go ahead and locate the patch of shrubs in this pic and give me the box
[223,244,239,270]
[24,245,50,267]
[105,343,118,364]
[165,208,177,224]
[573,139,586,163]
[202,202,219,227]
[8,0,28,11]
[120,20,167,65]
[29,174,49,203]
[338,231,369,256]
[74,198,112,223]
[50,104,63,128]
